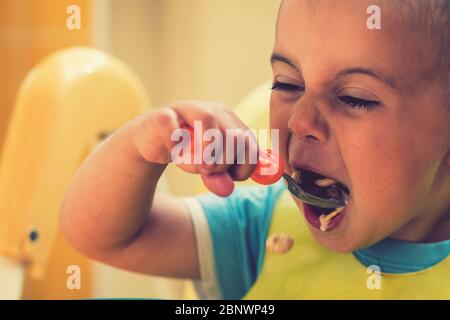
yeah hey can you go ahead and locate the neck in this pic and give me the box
[391,206,450,243]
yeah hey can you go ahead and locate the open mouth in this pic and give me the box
[291,169,350,232]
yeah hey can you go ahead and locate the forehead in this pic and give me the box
[274,0,432,90]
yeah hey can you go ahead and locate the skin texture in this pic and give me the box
[271,0,450,252]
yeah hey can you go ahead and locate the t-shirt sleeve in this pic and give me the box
[183,181,286,300]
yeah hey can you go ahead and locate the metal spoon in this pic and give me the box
[282,173,348,208]
[250,148,349,208]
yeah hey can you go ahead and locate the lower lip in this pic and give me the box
[302,202,347,232]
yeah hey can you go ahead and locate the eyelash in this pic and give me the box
[271,81,379,110]
[271,81,303,92]
[337,95,379,110]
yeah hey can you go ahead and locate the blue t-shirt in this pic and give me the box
[184,181,450,300]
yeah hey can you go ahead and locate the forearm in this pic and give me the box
[60,115,166,253]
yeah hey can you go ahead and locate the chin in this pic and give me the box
[314,234,359,253]
[311,223,386,253]
[309,229,359,253]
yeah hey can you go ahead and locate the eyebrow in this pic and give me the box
[335,68,397,89]
[270,52,397,89]
[270,53,300,72]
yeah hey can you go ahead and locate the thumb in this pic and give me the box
[201,171,234,197]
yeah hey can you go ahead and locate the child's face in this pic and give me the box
[271,0,450,252]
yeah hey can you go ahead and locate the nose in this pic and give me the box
[287,96,329,143]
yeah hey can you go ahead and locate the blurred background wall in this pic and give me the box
[0,0,279,299]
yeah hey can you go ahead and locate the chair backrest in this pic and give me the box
[0,47,149,279]
[234,80,271,132]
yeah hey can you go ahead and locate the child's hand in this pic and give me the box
[133,101,258,196]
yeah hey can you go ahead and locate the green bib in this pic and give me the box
[243,190,450,299]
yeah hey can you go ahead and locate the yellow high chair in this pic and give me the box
[0,47,150,298]
[235,81,271,137]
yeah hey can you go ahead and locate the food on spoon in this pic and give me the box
[315,177,337,187]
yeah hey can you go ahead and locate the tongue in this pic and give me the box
[319,207,345,232]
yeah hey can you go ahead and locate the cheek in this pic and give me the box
[270,95,291,129]
[270,96,293,167]
[345,129,434,222]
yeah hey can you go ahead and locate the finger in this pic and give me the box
[150,107,199,173]
[226,128,259,181]
[201,171,234,197]
[171,101,232,174]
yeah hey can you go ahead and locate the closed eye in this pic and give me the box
[338,95,379,110]
[271,81,304,92]
[272,82,380,111]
